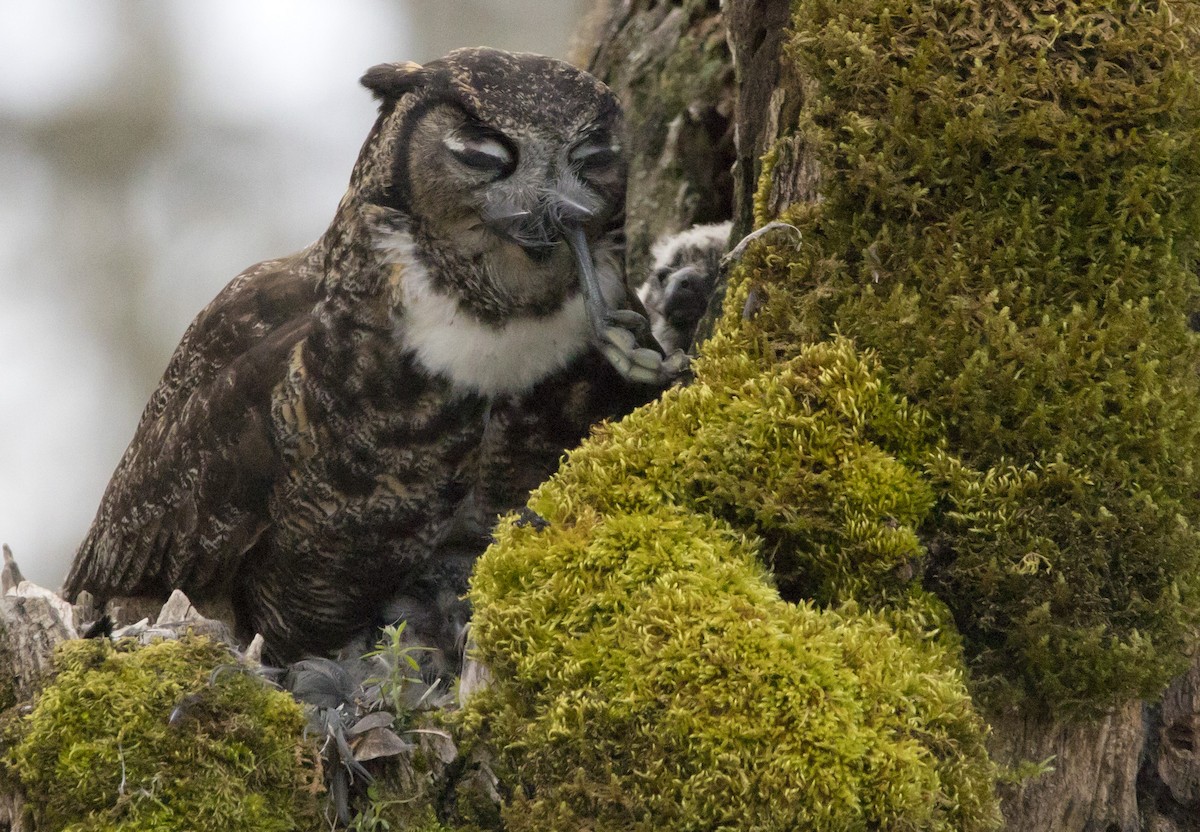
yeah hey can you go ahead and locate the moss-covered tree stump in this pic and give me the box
[461,0,1200,829]
[8,1,1200,830]
[459,336,1001,831]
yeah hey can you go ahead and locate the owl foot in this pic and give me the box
[560,223,687,385]
[600,319,689,385]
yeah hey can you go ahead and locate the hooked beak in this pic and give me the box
[545,196,610,340]
[483,207,556,260]
[482,199,610,338]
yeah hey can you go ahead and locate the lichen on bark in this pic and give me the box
[580,0,735,279]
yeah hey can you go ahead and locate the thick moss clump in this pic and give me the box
[462,336,1000,830]
[746,0,1200,710]
[466,500,998,831]
[553,337,936,606]
[8,637,322,831]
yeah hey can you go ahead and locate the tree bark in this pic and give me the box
[1141,656,1200,832]
[577,0,734,280]
[989,703,1145,832]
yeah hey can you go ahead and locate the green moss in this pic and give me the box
[458,0,1200,818]
[731,0,1200,712]
[460,336,997,828]
[464,503,998,831]
[552,335,937,606]
[8,637,322,832]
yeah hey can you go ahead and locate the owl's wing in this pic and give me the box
[64,251,322,603]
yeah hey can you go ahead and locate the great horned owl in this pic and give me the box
[64,48,677,668]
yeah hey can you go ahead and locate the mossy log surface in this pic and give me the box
[517,0,1200,829]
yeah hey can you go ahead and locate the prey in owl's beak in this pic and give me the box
[558,221,681,385]
[481,195,686,385]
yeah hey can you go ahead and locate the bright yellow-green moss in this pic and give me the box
[738,0,1200,712]
[460,334,1000,829]
[465,501,998,831]
[7,637,322,832]
[460,0,1200,820]
[553,336,937,606]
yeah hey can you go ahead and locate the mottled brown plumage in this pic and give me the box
[65,48,671,666]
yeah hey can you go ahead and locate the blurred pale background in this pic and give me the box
[0,0,590,587]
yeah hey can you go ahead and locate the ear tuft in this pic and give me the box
[360,61,426,101]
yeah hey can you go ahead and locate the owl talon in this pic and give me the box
[625,363,664,385]
[606,308,650,337]
[663,349,689,376]
[600,327,688,385]
[631,347,663,371]
[603,326,638,354]
[600,342,633,376]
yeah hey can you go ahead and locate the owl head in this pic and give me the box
[351,48,627,325]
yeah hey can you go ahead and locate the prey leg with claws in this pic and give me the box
[563,223,689,385]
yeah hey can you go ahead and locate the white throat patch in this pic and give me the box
[376,228,594,397]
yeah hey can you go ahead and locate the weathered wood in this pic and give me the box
[580,0,734,281]
[0,788,26,832]
[1140,652,1200,831]
[0,590,76,704]
[988,701,1145,832]
[0,547,24,596]
[0,575,78,832]
[979,649,1200,832]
